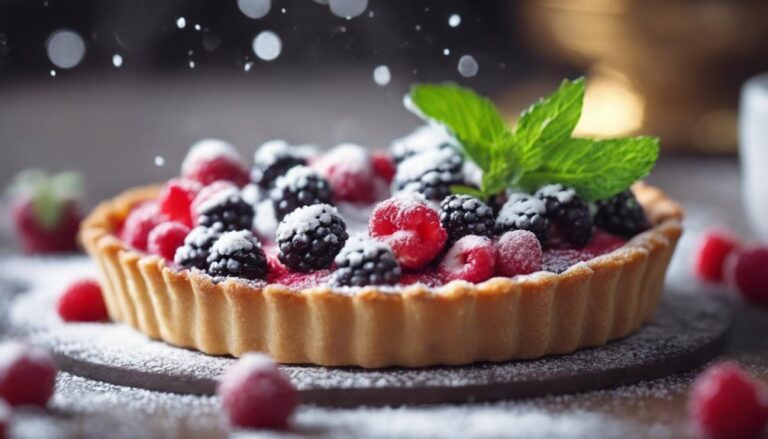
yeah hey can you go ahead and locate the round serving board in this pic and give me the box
[1,255,732,407]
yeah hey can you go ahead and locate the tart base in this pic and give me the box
[81,183,683,368]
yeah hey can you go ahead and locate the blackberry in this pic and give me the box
[174,224,223,270]
[206,230,268,280]
[390,125,456,164]
[594,189,650,236]
[196,187,254,231]
[332,238,401,287]
[252,140,307,188]
[535,184,593,247]
[495,193,550,242]
[439,194,494,244]
[270,166,333,220]
[276,204,348,272]
[393,148,465,202]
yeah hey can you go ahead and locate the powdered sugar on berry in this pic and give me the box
[209,230,259,255]
[181,139,242,176]
[195,186,241,215]
[394,148,456,183]
[277,203,339,239]
[536,184,576,204]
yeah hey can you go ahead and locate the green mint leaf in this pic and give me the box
[516,136,660,201]
[514,77,585,171]
[407,83,517,191]
[449,185,487,199]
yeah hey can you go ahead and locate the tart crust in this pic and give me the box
[80,183,683,368]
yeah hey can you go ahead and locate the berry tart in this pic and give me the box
[81,78,683,367]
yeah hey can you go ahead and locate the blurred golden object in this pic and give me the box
[518,0,768,153]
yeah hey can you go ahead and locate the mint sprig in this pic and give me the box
[406,78,659,201]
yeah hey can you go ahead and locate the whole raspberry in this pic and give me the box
[495,230,543,277]
[725,246,768,306]
[695,230,740,283]
[148,221,191,261]
[157,178,201,227]
[369,194,448,270]
[181,139,249,187]
[217,353,298,430]
[0,398,10,439]
[689,362,768,439]
[57,278,109,322]
[120,201,168,251]
[314,144,377,204]
[438,235,496,283]
[0,342,58,407]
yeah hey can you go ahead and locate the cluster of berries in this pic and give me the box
[695,229,768,306]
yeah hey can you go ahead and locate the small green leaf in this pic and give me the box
[514,78,585,171]
[407,83,517,177]
[450,185,487,199]
[517,136,660,201]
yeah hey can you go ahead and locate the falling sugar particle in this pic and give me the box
[176,17,186,29]
[237,0,271,19]
[252,30,282,61]
[281,8,286,13]
[368,11,374,18]
[458,55,478,77]
[112,54,123,67]
[244,61,254,72]
[415,24,422,31]
[49,69,56,77]
[329,0,368,19]
[194,24,201,31]
[373,65,391,86]
[188,60,195,69]
[443,48,450,55]
[154,156,165,167]
[187,50,194,56]
[46,30,86,69]
[448,14,461,27]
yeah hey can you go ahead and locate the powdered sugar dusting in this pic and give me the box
[276,204,339,239]
[195,185,241,214]
[394,148,455,182]
[181,138,242,176]
[536,184,575,204]
[254,139,316,166]
[314,143,373,176]
[209,230,258,255]
[274,165,321,192]
[390,125,455,159]
[0,399,9,423]
[498,194,546,222]
[222,352,277,384]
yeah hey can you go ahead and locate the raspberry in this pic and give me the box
[174,225,223,270]
[332,238,401,287]
[148,221,191,261]
[725,247,768,306]
[157,178,201,226]
[196,187,254,232]
[695,230,740,283]
[276,204,349,272]
[0,342,58,407]
[689,362,768,439]
[495,193,550,243]
[207,230,268,280]
[270,166,333,220]
[217,353,298,430]
[0,399,10,439]
[495,230,543,277]
[594,189,650,237]
[57,278,109,322]
[535,184,593,247]
[315,144,377,204]
[439,194,494,244]
[369,194,448,270]
[120,201,168,251]
[392,148,466,202]
[371,151,396,184]
[438,235,496,283]
[181,139,249,187]
[252,140,308,189]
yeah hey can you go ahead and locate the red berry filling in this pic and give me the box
[0,342,58,407]
[689,362,768,439]
[369,195,448,270]
[158,178,201,226]
[217,353,298,430]
[439,235,496,283]
[696,230,740,283]
[148,221,191,262]
[725,246,768,306]
[371,151,396,184]
[120,201,168,251]
[495,230,543,277]
[57,278,109,322]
